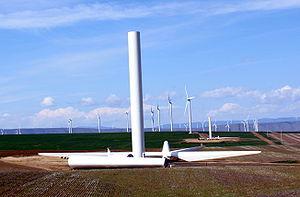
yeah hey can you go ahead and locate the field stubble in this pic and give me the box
[0,167,300,197]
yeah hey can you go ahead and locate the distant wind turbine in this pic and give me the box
[125,112,130,133]
[150,107,155,132]
[1,129,3,135]
[253,118,259,132]
[184,86,195,134]
[225,121,230,132]
[184,123,188,132]
[97,114,101,133]
[201,120,206,132]
[241,121,247,132]
[68,119,73,134]
[244,115,250,132]
[213,120,218,132]
[168,95,173,132]
[156,105,161,132]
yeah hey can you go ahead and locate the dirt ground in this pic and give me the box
[0,145,299,197]
[269,132,300,145]
[0,145,299,171]
[183,137,240,143]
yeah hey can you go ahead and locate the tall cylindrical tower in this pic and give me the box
[208,117,212,139]
[128,31,145,157]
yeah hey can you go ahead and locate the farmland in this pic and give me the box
[0,166,300,197]
[0,132,278,151]
[0,132,299,196]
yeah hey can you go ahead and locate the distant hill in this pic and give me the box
[1,117,300,134]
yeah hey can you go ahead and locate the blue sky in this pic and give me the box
[0,0,300,129]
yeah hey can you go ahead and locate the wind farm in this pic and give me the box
[1,31,300,196]
[1,0,300,196]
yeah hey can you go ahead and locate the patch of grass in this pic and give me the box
[271,160,298,164]
[0,131,270,150]
[210,132,258,138]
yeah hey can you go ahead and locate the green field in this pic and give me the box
[0,132,275,150]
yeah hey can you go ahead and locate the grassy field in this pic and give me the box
[0,167,299,197]
[0,132,277,150]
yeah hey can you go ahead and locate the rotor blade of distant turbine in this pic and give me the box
[184,101,189,115]
[185,85,189,98]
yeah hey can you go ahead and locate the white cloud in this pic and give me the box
[81,97,95,106]
[0,113,11,118]
[35,106,84,119]
[212,0,300,15]
[105,94,122,107]
[201,85,300,104]
[144,91,177,102]
[220,103,240,112]
[30,106,129,127]
[41,96,55,107]
[208,103,241,116]
[204,85,300,118]
[88,107,128,118]
[260,85,300,103]
[1,0,300,29]
[201,87,261,98]
[0,2,196,29]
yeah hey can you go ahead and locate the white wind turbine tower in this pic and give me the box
[125,112,130,133]
[184,86,195,134]
[225,121,230,132]
[150,107,155,132]
[1,129,4,135]
[201,120,206,132]
[253,118,259,132]
[97,114,101,133]
[68,119,73,134]
[213,120,218,132]
[244,115,250,132]
[156,105,161,132]
[184,123,188,132]
[168,95,174,132]
[241,120,247,132]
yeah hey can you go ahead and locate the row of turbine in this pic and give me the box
[66,85,259,133]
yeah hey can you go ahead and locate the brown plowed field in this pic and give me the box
[0,145,300,196]
[269,132,300,145]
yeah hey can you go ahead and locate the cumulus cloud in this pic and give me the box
[81,97,95,106]
[144,91,177,102]
[88,107,128,118]
[41,96,55,107]
[201,87,261,98]
[105,94,122,107]
[208,103,241,116]
[203,85,300,117]
[31,106,130,127]
[260,85,300,103]
[35,106,84,119]
[0,113,10,118]
[34,106,129,120]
